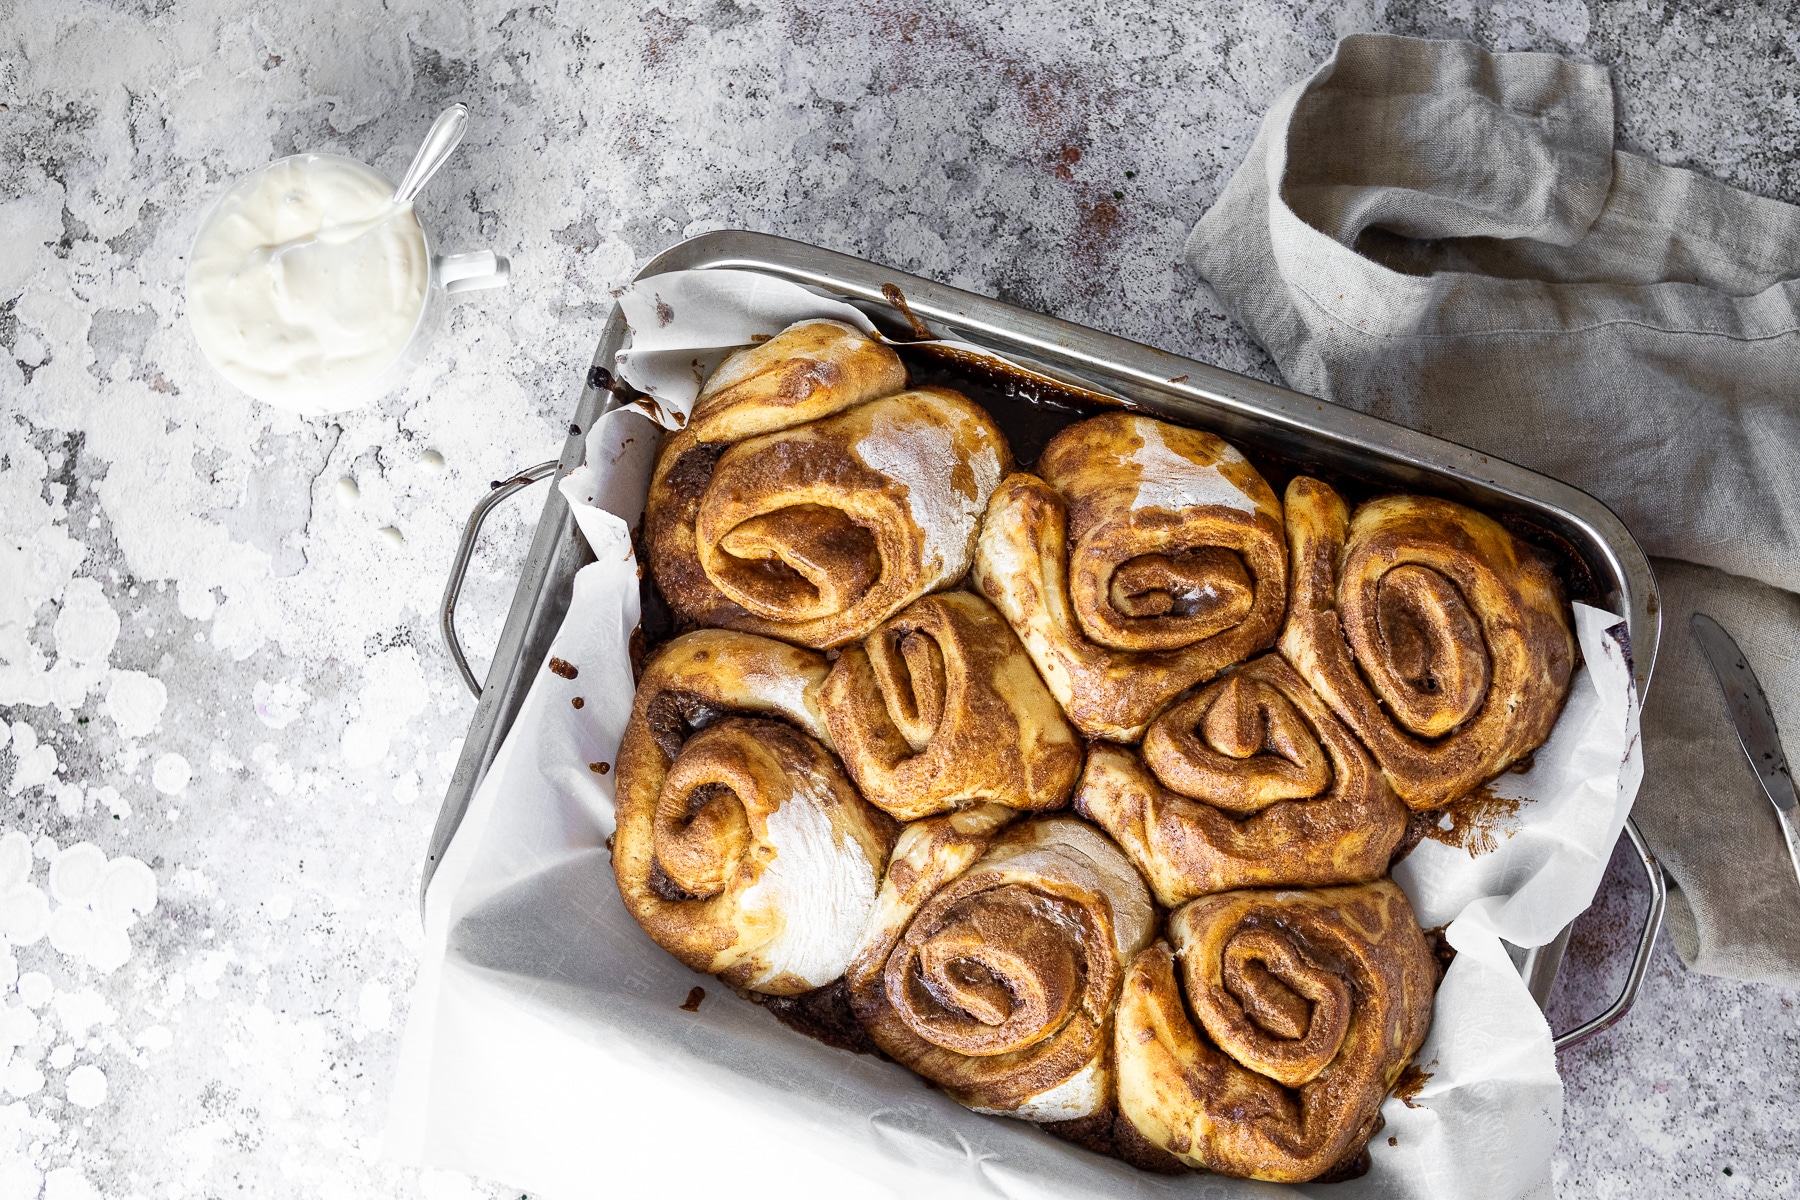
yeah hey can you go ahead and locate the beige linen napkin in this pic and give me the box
[1189,33,1800,985]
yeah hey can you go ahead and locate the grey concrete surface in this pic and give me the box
[1,1,1796,1197]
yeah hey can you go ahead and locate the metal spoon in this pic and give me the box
[391,103,469,207]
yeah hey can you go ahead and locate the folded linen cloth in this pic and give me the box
[1189,32,1800,986]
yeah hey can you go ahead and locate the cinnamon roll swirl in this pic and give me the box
[1114,881,1436,1182]
[848,815,1155,1120]
[613,630,897,994]
[819,590,1083,821]
[1280,477,1576,809]
[973,413,1287,741]
[1075,655,1408,904]
[646,351,1013,648]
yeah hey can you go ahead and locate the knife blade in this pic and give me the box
[1691,612,1800,890]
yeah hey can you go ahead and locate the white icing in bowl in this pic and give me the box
[185,154,430,414]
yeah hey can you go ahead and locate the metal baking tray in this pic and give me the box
[425,230,1665,1051]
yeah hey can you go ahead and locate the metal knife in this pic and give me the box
[1691,613,1800,889]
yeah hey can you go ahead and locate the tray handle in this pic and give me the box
[441,460,562,697]
[1552,817,1667,1051]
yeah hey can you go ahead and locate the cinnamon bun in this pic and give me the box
[646,332,1013,648]
[1114,881,1437,1182]
[1075,655,1407,903]
[819,590,1083,821]
[612,630,897,994]
[973,413,1286,741]
[848,815,1155,1120]
[1280,477,1575,808]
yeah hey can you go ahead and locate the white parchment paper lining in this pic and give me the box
[387,271,1643,1200]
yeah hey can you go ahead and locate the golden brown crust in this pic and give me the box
[645,430,744,629]
[847,816,1156,1120]
[819,590,1083,821]
[1074,655,1408,905]
[647,384,1014,649]
[972,414,1287,742]
[612,630,897,994]
[1114,882,1436,1182]
[1279,477,1576,809]
[689,319,908,444]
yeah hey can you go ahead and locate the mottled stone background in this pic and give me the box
[2,1,1798,1197]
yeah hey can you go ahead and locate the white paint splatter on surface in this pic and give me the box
[50,580,119,671]
[103,672,167,739]
[359,981,393,1034]
[63,1065,105,1109]
[253,678,313,729]
[151,752,191,795]
[0,1,1793,1196]
[16,975,52,1010]
[4,728,57,800]
[45,844,105,907]
[340,648,432,770]
[43,1167,101,1200]
[0,833,50,948]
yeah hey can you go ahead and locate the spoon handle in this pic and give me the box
[391,104,469,206]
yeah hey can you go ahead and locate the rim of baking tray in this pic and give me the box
[424,229,1664,1051]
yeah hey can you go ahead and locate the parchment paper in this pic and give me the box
[387,270,1641,1200]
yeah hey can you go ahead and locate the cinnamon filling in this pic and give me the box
[869,627,947,753]
[1367,565,1489,738]
[649,718,800,900]
[652,778,750,901]
[643,689,729,762]
[712,504,880,620]
[888,886,1088,1057]
[1195,926,1352,1088]
[1097,548,1254,650]
[1144,675,1332,813]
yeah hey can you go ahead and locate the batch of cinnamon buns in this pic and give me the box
[604,319,1577,1184]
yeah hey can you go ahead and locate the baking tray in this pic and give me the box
[425,229,1665,1052]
